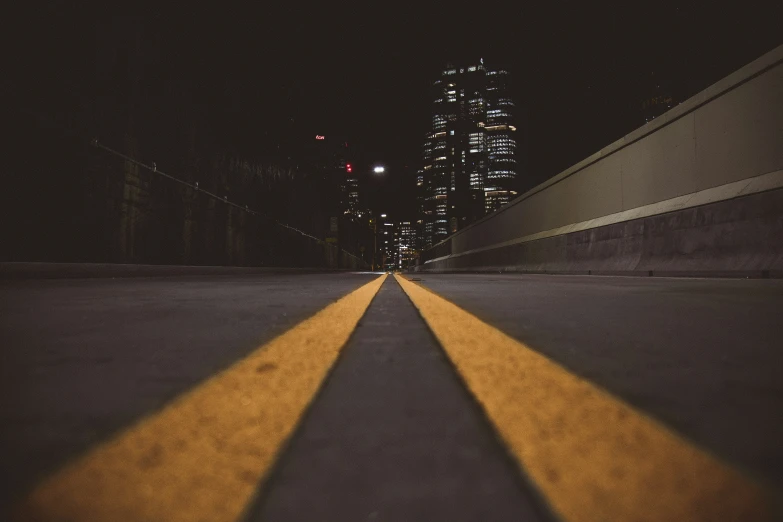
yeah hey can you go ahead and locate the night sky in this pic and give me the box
[9,2,783,219]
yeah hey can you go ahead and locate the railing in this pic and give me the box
[2,107,367,270]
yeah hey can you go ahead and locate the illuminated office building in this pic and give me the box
[419,60,518,248]
[394,220,416,269]
[342,161,359,217]
[379,217,396,270]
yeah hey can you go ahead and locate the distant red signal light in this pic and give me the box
[346,163,353,173]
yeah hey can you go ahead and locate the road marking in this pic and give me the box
[15,274,387,522]
[394,274,772,522]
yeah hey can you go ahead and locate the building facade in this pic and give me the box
[641,71,676,125]
[300,134,378,266]
[381,218,396,270]
[341,161,360,218]
[394,220,416,269]
[418,60,519,249]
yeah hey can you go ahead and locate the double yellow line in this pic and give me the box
[394,274,772,522]
[16,275,387,522]
[15,273,774,521]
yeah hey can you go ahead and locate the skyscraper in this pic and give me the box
[483,68,518,214]
[341,161,359,217]
[418,60,519,249]
[394,220,416,270]
[379,216,396,270]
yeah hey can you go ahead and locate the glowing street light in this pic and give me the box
[373,166,385,174]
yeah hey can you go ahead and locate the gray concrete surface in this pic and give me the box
[246,278,549,522]
[0,272,376,517]
[414,273,783,491]
[422,186,783,276]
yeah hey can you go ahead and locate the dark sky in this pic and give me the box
[9,2,783,219]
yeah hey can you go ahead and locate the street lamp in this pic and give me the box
[369,165,387,271]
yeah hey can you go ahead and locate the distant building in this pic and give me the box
[301,135,377,266]
[483,68,518,215]
[371,215,397,270]
[415,167,426,252]
[641,71,676,125]
[394,221,416,269]
[341,161,359,218]
[302,134,359,220]
[418,59,519,249]
[304,134,349,175]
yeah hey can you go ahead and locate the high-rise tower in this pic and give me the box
[419,60,519,249]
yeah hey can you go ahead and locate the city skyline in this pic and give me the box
[419,60,519,249]
[1,7,782,521]
[12,6,781,218]
[6,4,782,266]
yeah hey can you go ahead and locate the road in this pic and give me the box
[1,271,781,521]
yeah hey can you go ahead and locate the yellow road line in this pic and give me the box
[16,274,387,522]
[394,274,772,522]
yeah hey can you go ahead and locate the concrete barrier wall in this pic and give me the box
[422,45,783,276]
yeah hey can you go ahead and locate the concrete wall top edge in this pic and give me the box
[428,43,783,251]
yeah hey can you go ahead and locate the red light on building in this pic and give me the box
[346,163,353,173]
[315,135,325,140]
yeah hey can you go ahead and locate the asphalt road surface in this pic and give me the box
[414,273,783,490]
[1,271,781,521]
[0,273,377,517]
